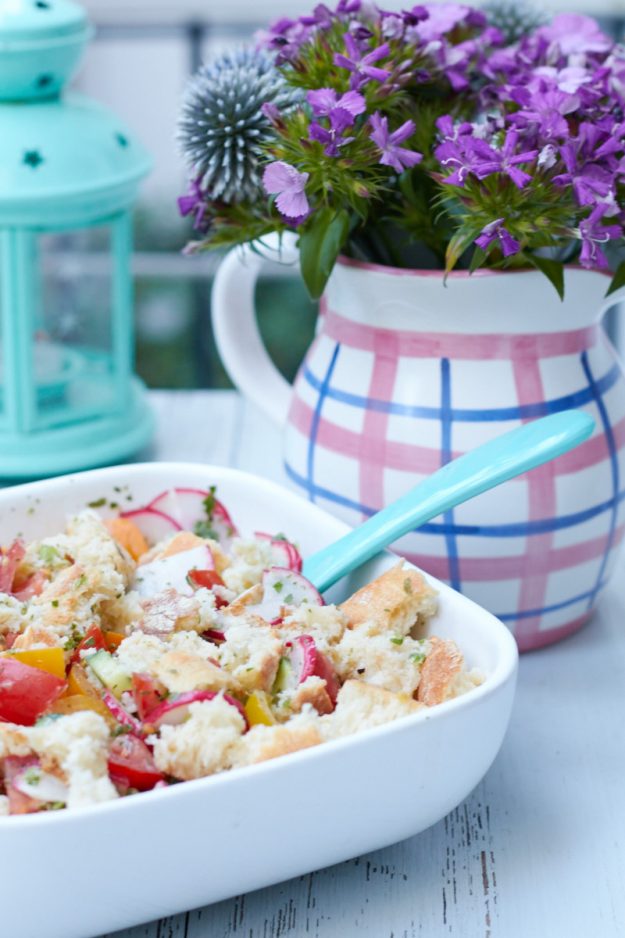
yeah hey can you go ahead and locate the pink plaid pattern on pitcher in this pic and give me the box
[284,301,625,652]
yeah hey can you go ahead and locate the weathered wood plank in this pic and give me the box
[102,391,625,938]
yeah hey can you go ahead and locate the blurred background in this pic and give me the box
[62,0,625,390]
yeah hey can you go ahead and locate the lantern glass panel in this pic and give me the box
[33,223,122,431]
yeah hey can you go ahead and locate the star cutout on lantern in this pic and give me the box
[23,150,44,169]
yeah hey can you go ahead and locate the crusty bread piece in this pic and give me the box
[329,630,430,697]
[0,723,31,760]
[417,637,475,706]
[219,621,281,693]
[152,650,231,694]
[340,562,437,637]
[232,716,322,767]
[290,675,334,715]
[140,588,200,636]
[323,679,424,740]
[153,697,245,780]
[226,583,263,616]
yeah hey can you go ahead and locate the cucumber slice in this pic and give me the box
[86,650,132,699]
[272,657,293,695]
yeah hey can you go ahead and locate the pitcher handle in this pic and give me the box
[212,232,299,427]
[600,283,625,318]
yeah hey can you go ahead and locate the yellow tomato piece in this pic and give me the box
[3,647,66,679]
[245,691,276,727]
[66,663,101,699]
[104,631,125,651]
[105,517,149,561]
[48,694,116,728]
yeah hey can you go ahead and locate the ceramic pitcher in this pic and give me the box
[212,233,625,651]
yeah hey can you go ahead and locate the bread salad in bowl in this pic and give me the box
[0,486,482,816]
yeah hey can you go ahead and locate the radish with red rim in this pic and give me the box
[102,690,142,734]
[254,532,302,573]
[286,635,339,706]
[148,487,238,547]
[146,690,248,731]
[119,507,181,545]
[245,567,324,623]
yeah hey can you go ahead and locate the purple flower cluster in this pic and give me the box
[435,12,625,267]
[307,87,365,156]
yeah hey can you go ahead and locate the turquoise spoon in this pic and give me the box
[303,409,594,593]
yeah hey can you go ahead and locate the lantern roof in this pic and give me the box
[0,0,151,226]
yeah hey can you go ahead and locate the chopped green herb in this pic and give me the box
[109,501,119,510]
[193,520,217,540]
[203,486,217,519]
[111,724,132,738]
[390,636,404,646]
[273,533,288,542]
[51,599,59,608]
[87,497,107,508]
[403,577,413,594]
[39,544,60,565]
[273,581,283,593]
[42,801,66,811]
[74,574,87,590]
[410,653,426,665]
[113,486,122,493]
[27,506,35,516]
[23,769,41,786]
[284,593,294,604]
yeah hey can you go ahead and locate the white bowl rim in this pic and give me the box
[0,461,519,828]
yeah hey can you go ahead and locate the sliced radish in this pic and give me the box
[13,765,69,804]
[133,544,214,598]
[245,567,324,623]
[146,690,248,730]
[202,628,226,644]
[102,690,143,734]
[120,507,181,545]
[287,634,339,705]
[254,532,303,572]
[148,488,238,546]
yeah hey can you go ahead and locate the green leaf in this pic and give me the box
[468,246,489,275]
[299,208,349,300]
[606,260,625,298]
[526,253,565,301]
[445,229,477,273]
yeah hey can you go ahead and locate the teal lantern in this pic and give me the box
[0,0,154,477]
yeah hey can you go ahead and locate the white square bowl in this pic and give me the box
[0,463,518,938]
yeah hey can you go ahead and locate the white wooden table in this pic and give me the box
[103,390,625,938]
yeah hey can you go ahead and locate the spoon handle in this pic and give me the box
[302,409,595,593]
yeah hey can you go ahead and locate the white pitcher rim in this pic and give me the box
[336,256,612,280]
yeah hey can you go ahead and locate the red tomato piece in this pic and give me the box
[131,672,167,721]
[107,734,165,792]
[71,624,108,664]
[187,568,224,591]
[0,540,25,593]
[12,570,47,601]
[3,755,42,815]
[0,657,66,725]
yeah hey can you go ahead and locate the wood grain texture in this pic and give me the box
[103,391,625,938]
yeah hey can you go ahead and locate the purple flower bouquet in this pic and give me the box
[178,2,625,300]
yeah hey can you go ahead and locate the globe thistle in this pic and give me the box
[483,0,548,44]
[178,48,299,204]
